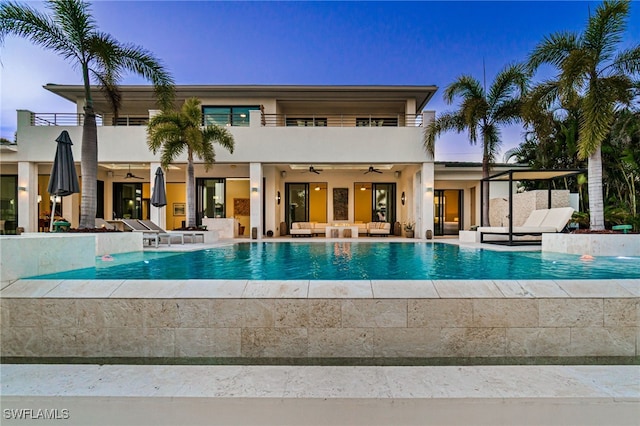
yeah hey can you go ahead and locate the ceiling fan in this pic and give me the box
[122,165,144,180]
[364,166,382,174]
[307,166,323,174]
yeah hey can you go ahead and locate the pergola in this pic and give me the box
[480,169,587,245]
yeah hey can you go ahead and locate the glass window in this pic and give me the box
[203,106,259,127]
[0,175,18,234]
[285,117,327,127]
[113,183,142,219]
[356,117,398,127]
[286,183,308,229]
[197,178,226,224]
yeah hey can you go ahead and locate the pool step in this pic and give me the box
[1,364,637,426]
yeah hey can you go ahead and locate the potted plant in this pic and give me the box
[403,221,415,238]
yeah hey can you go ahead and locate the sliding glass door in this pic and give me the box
[373,183,395,224]
[285,183,309,230]
[113,183,142,219]
[196,178,226,225]
[434,190,463,236]
[354,182,396,224]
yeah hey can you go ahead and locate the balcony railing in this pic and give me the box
[30,112,424,128]
[261,114,423,127]
[30,113,148,127]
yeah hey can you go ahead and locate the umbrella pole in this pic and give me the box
[49,198,57,232]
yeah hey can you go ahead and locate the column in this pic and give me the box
[263,166,277,236]
[62,193,80,228]
[17,161,38,233]
[421,162,435,239]
[149,162,166,229]
[249,162,263,239]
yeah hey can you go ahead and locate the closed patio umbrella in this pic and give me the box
[151,167,167,207]
[47,130,79,231]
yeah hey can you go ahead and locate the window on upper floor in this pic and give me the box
[202,106,260,127]
[285,117,327,127]
[355,117,398,127]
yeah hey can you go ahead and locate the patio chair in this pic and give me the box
[121,218,183,247]
[138,220,204,243]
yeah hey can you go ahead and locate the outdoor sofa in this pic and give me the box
[290,221,391,237]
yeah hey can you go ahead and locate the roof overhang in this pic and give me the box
[483,169,586,181]
[44,84,438,111]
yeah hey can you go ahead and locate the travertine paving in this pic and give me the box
[1,364,638,425]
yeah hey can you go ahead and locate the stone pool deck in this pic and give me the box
[1,364,638,425]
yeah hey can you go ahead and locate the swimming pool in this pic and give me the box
[30,242,640,280]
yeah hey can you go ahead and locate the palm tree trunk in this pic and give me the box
[79,64,96,229]
[481,149,490,227]
[587,146,605,230]
[186,151,196,228]
[80,106,97,228]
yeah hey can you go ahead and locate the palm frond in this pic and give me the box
[159,138,185,170]
[583,0,628,63]
[559,49,590,92]
[487,63,528,110]
[202,125,235,154]
[611,46,640,75]
[527,31,578,72]
[50,0,95,53]
[459,96,486,141]
[482,123,501,166]
[0,1,77,60]
[443,75,484,105]
[182,98,203,127]
[492,98,523,125]
[422,111,464,155]
[579,80,617,159]
[117,42,175,110]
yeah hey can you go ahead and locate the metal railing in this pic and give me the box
[261,113,423,127]
[30,113,148,127]
[30,112,424,128]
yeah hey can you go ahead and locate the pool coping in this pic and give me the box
[1,277,639,299]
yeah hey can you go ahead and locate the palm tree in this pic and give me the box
[0,0,174,228]
[147,98,235,228]
[424,64,528,226]
[527,0,640,230]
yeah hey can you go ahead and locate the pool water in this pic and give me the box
[30,242,640,280]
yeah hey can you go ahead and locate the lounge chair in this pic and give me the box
[478,207,574,245]
[120,219,183,247]
[95,218,116,230]
[138,220,204,243]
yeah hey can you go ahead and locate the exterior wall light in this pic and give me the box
[401,192,406,205]
[276,191,281,205]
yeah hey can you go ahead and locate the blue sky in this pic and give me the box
[1,0,638,161]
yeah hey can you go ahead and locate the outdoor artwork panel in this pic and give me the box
[333,188,348,220]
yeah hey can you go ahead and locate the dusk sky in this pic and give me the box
[1,1,638,161]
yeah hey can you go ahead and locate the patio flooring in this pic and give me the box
[1,364,637,425]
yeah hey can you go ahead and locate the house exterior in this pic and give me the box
[1,84,501,238]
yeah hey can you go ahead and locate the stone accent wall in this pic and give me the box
[489,190,570,227]
[2,294,637,359]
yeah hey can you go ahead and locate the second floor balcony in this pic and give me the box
[28,112,425,128]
